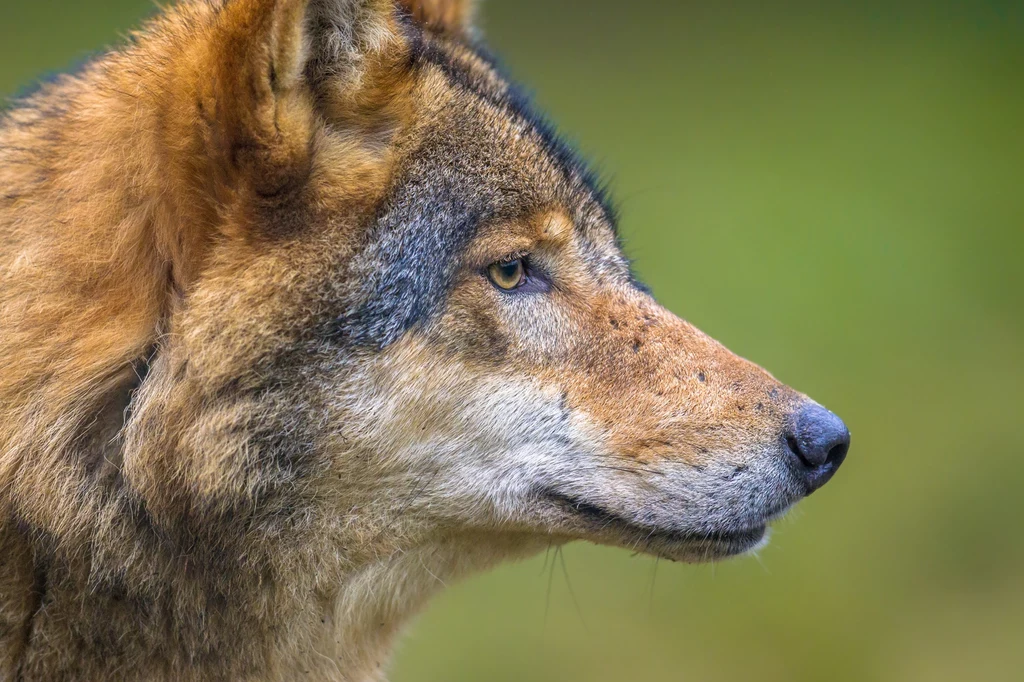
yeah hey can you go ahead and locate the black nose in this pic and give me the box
[786,403,850,493]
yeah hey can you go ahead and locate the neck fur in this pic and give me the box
[277,534,547,681]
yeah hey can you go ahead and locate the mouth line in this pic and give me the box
[541,491,769,558]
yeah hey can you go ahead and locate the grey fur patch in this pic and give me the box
[339,177,485,347]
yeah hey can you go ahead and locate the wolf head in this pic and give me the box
[2,0,848,582]
[107,0,850,567]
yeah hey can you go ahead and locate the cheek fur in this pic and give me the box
[328,338,587,523]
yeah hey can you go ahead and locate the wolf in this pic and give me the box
[0,0,850,680]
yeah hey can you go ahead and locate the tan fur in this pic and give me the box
[404,0,475,33]
[0,1,842,680]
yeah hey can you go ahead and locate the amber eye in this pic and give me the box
[487,258,526,291]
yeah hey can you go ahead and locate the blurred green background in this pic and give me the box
[3,1,1023,680]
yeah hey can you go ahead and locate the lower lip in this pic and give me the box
[701,525,769,553]
[545,491,769,558]
[627,522,769,561]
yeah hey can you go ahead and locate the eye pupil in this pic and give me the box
[487,258,526,290]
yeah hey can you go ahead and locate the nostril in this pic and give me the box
[825,437,850,469]
[786,403,851,491]
[786,434,806,466]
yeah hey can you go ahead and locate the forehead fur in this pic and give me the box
[409,34,617,221]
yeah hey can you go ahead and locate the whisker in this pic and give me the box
[647,555,660,617]
[557,547,590,635]
[543,545,557,631]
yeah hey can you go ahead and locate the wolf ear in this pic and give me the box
[175,0,478,209]
[181,0,407,202]
[399,0,477,34]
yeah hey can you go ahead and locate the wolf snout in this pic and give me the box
[784,403,850,494]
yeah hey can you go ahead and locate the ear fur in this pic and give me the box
[201,0,315,200]
[174,0,478,207]
[179,0,406,205]
[400,0,478,35]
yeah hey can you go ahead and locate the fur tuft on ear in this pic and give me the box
[399,0,477,35]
